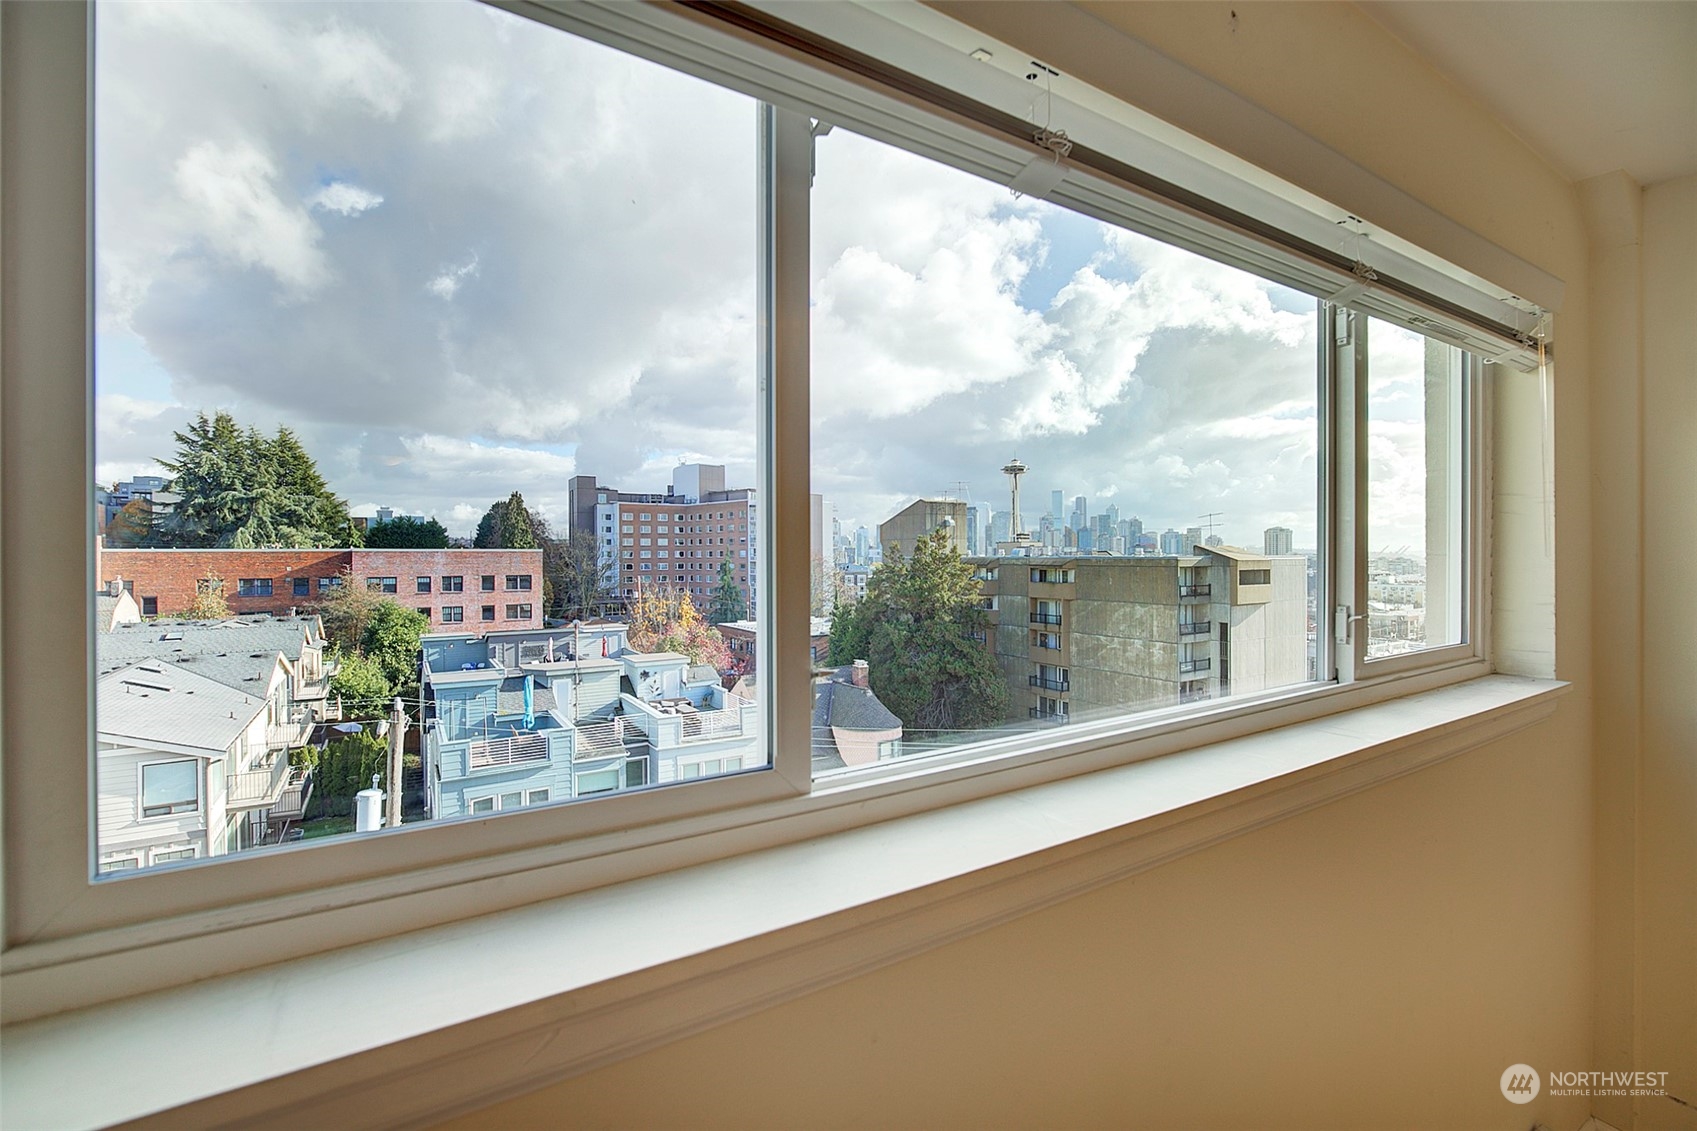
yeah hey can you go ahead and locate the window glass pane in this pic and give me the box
[92,0,764,872]
[141,760,199,815]
[810,128,1320,772]
[1365,317,1466,658]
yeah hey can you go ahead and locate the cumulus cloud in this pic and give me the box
[308,181,384,216]
[173,141,331,293]
[91,0,1428,550]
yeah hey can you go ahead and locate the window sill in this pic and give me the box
[0,674,1565,1131]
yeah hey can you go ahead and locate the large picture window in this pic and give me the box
[0,0,1524,1006]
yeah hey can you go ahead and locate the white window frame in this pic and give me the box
[137,759,201,821]
[0,0,1527,1025]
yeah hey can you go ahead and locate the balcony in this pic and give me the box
[227,752,291,810]
[1179,658,1213,675]
[619,690,758,749]
[1028,674,1070,693]
[468,731,550,769]
[1179,584,1212,598]
[1178,621,1213,637]
[269,766,314,821]
[1027,707,1070,724]
[1029,612,1062,626]
[266,708,315,751]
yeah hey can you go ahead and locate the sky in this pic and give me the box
[94,0,1436,553]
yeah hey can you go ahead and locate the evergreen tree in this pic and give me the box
[827,591,872,667]
[861,530,1008,733]
[364,516,451,549]
[473,492,540,549]
[708,558,747,625]
[156,411,352,548]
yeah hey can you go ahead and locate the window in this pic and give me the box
[151,847,197,865]
[442,606,464,623]
[442,575,464,592]
[140,596,158,616]
[505,575,531,591]
[318,576,342,591]
[505,604,532,620]
[418,607,432,620]
[575,768,620,796]
[368,577,398,594]
[20,0,1518,1014]
[1239,569,1272,586]
[140,760,199,818]
[416,577,432,594]
[292,577,311,598]
[526,789,551,806]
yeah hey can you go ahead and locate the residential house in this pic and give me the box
[422,625,763,819]
[811,661,903,773]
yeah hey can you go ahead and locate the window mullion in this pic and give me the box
[1331,306,1368,683]
[761,104,814,791]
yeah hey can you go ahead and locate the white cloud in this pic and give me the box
[308,181,384,216]
[426,254,480,301]
[173,140,330,292]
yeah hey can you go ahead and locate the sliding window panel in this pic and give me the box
[808,126,1322,773]
[90,0,768,875]
[1362,316,1468,661]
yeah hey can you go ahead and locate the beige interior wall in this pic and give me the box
[1637,174,1697,1131]
[443,5,1606,1129]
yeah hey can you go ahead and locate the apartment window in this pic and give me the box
[575,768,620,796]
[505,575,531,591]
[442,575,463,592]
[318,576,341,591]
[505,604,532,620]
[367,577,398,594]
[526,789,551,806]
[140,596,158,616]
[27,0,1507,1011]
[139,760,199,818]
[417,607,432,620]
[289,577,310,598]
[1239,569,1272,586]
[469,797,495,815]
[442,606,464,623]
[416,577,432,594]
[98,857,141,874]
[151,847,197,865]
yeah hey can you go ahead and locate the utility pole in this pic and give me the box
[387,696,405,828]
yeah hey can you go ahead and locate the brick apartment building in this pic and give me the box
[569,463,757,612]
[100,548,545,630]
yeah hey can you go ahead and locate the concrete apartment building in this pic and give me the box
[100,547,544,629]
[569,463,756,612]
[972,547,1307,723]
[878,497,969,557]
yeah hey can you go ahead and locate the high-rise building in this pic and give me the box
[854,525,871,564]
[1050,490,1064,521]
[1160,529,1185,556]
[575,464,756,611]
[1264,526,1294,556]
[1184,526,1204,552]
[991,510,1012,546]
[1070,496,1088,532]
[970,547,1308,722]
[964,505,982,555]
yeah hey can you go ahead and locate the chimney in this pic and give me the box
[851,660,869,688]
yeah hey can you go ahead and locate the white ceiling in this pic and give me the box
[1360,1,1697,187]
